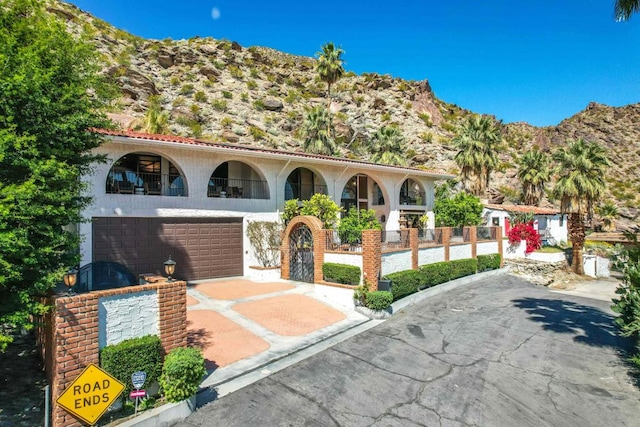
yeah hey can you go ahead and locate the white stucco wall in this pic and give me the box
[504,240,526,259]
[81,136,446,274]
[381,250,413,276]
[477,241,499,255]
[98,290,158,349]
[418,247,445,266]
[449,244,472,260]
[324,252,363,269]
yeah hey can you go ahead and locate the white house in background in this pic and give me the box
[80,129,453,282]
[483,204,568,245]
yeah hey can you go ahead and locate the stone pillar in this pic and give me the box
[362,229,382,291]
[469,226,477,259]
[442,227,452,262]
[410,228,419,270]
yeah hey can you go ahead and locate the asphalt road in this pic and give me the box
[178,275,640,427]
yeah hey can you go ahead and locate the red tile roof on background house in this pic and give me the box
[485,204,560,215]
[93,128,455,179]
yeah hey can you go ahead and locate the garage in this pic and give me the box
[92,217,243,281]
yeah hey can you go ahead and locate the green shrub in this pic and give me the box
[477,254,501,272]
[365,291,393,310]
[385,270,422,300]
[193,91,207,102]
[179,84,194,95]
[449,258,478,279]
[159,347,206,402]
[420,262,453,288]
[100,335,163,397]
[323,263,360,286]
[338,208,381,245]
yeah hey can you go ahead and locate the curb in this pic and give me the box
[115,395,196,427]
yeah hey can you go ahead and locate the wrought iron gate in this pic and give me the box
[289,225,314,283]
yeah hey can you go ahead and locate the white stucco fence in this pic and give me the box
[418,246,445,266]
[381,250,413,276]
[477,241,499,256]
[98,290,159,349]
[450,244,472,260]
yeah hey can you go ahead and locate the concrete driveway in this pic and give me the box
[178,274,639,427]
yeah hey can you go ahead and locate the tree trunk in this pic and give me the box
[568,213,585,275]
[327,82,332,139]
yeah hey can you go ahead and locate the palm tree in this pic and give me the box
[597,202,619,231]
[615,0,639,20]
[552,138,610,274]
[316,42,344,136]
[370,126,408,166]
[142,95,169,134]
[302,106,336,155]
[453,115,502,197]
[517,149,550,206]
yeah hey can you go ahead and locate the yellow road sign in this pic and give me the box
[56,364,125,425]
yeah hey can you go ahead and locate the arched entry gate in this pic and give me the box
[289,224,314,282]
[280,216,324,284]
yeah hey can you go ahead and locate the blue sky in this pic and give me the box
[67,0,639,127]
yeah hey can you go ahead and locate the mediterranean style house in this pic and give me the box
[80,129,453,282]
[483,204,568,246]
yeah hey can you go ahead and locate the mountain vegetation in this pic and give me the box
[41,1,640,231]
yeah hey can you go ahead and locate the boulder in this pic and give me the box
[170,106,198,122]
[231,41,243,51]
[199,65,221,78]
[157,50,174,68]
[222,131,240,143]
[199,44,218,55]
[246,119,266,131]
[263,98,284,112]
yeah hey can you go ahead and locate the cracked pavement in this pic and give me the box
[176,275,640,427]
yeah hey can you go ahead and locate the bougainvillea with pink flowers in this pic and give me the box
[507,222,542,254]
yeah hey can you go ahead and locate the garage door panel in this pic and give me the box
[93,217,243,281]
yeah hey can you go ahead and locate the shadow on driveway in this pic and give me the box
[512,297,633,351]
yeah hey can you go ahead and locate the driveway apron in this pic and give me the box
[185,278,368,388]
[178,274,640,427]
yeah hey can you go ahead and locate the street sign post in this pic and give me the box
[56,364,125,426]
[131,371,147,414]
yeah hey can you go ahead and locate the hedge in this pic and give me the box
[384,269,423,300]
[478,253,501,272]
[100,335,163,397]
[159,347,206,402]
[385,258,480,301]
[365,291,393,311]
[322,262,361,286]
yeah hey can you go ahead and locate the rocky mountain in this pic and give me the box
[49,1,640,227]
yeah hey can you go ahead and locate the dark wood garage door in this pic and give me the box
[92,217,243,281]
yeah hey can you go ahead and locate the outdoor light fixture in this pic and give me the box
[63,267,78,295]
[164,255,176,282]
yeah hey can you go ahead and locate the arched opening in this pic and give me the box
[288,224,314,283]
[106,153,187,196]
[340,174,384,213]
[208,161,269,199]
[285,167,327,201]
[400,179,425,206]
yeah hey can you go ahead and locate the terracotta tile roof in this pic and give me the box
[484,204,560,215]
[93,128,454,179]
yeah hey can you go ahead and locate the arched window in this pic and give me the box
[208,161,269,199]
[285,168,327,201]
[106,153,187,196]
[340,175,382,212]
[400,179,424,206]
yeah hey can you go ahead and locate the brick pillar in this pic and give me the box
[52,294,100,427]
[362,229,382,291]
[313,228,326,284]
[442,227,452,262]
[47,282,188,427]
[495,226,504,267]
[280,234,290,280]
[158,281,188,355]
[469,226,477,259]
[410,228,419,270]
